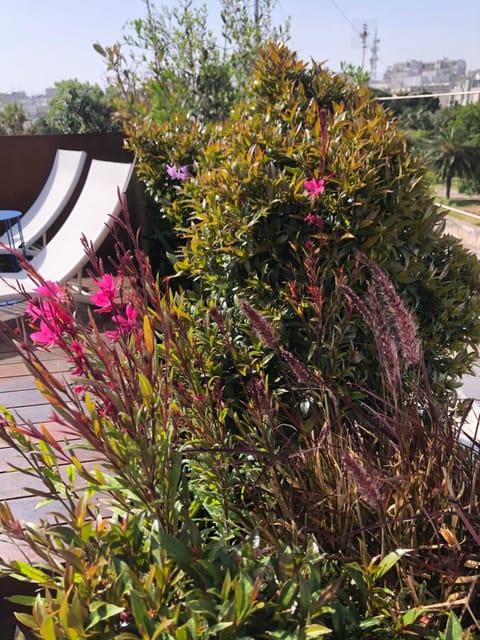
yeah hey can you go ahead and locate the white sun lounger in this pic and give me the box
[0,149,87,255]
[0,158,135,303]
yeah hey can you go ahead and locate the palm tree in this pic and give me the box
[0,102,26,135]
[426,126,479,199]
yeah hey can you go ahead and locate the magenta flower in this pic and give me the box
[304,213,323,228]
[68,339,87,369]
[166,164,189,181]
[30,320,62,348]
[304,175,327,199]
[91,274,119,313]
[106,304,139,340]
[26,281,74,349]
[36,281,68,300]
[26,281,68,322]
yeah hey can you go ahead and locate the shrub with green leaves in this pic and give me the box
[0,214,479,637]
[144,43,480,391]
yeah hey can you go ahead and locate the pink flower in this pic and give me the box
[304,176,327,199]
[106,304,139,340]
[30,320,62,348]
[91,274,119,313]
[68,339,87,369]
[26,281,69,322]
[35,281,68,301]
[304,213,323,228]
[113,303,138,330]
[27,281,74,349]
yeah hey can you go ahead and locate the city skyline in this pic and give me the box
[1,0,479,95]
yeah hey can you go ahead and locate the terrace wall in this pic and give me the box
[0,132,146,259]
[0,133,134,210]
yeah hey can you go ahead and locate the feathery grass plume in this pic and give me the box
[250,376,276,426]
[241,302,317,385]
[344,451,381,509]
[279,348,314,385]
[240,300,280,349]
[342,283,401,393]
[366,283,401,389]
[360,254,421,365]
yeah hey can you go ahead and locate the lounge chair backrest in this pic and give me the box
[0,149,87,251]
[0,158,134,302]
[29,159,135,284]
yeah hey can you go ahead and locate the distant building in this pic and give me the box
[448,69,480,106]
[382,58,480,105]
[383,58,466,93]
[0,88,56,122]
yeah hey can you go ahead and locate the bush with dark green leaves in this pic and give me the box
[1,223,477,637]
[151,43,480,392]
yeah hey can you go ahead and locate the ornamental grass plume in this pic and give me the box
[239,300,280,349]
[359,253,421,366]
[343,450,382,510]
[240,300,316,385]
[341,281,401,395]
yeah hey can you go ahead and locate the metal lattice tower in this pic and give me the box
[360,23,369,68]
[370,28,380,81]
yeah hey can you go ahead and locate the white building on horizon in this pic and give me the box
[381,58,480,105]
[0,88,56,122]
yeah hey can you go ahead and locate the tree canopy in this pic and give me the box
[97,0,289,123]
[0,102,26,135]
[426,124,479,198]
[39,79,121,134]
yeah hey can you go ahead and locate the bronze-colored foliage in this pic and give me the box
[163,43,480,392]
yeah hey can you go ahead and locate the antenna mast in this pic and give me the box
[370,28,380,81]
[360,23,369,68]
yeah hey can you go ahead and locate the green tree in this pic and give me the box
[340,61,371,85]
[0,102,26,135]
[426,125,479,198]
[454,101,480,147]
[43,79,121,134]
[97,0,289,122]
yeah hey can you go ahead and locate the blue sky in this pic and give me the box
[1,0,479,94]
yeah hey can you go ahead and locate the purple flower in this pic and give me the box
[166,164,189,181]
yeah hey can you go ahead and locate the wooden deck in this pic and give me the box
[0,309,105,555]
[0,317,70,635]
[0,327,68,532]
[0,306,111,637]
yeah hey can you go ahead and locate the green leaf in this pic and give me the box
[8,595,37,606]
[305,623,332,637]
[158,530,194,571]
[14,612,36,630]
[93,43,106,57]
[130,590,149,631]
[372,549,409,580]
[86,602,125,630]
[277,579,298,611]
[12,561,52,584]
[398,607,424,627]
[40,613,57,640]
[138,372,153,401]
[444,612,463,640]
